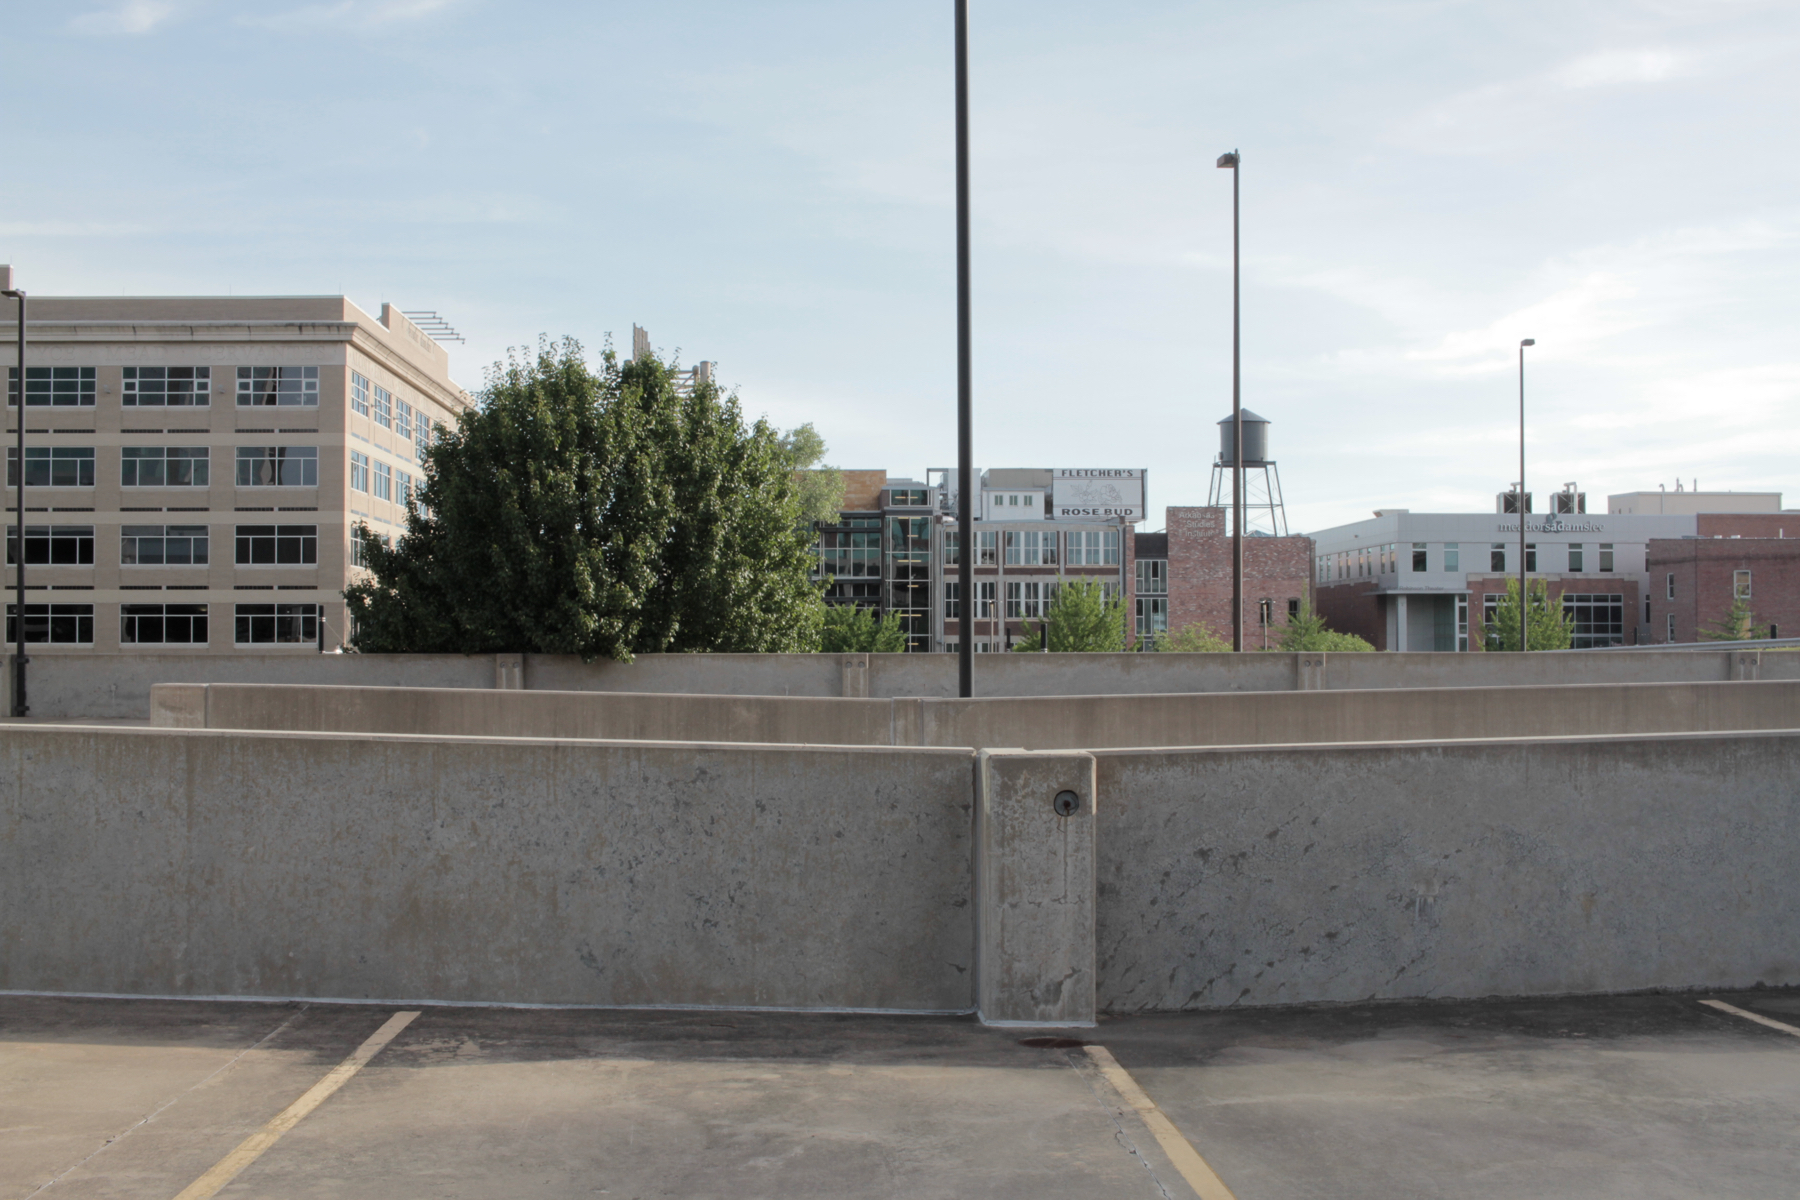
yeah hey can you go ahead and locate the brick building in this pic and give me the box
[1132,507,1314,648]
[1646,530,1800,643]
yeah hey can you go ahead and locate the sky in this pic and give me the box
[1,0,1796,533]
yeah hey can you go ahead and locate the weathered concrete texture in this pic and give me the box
[977,752,1095,1027]
[1093,732,1800,1011]
[0,726,978,1011]
[16,647,1800,719]
[162,678,1800,752]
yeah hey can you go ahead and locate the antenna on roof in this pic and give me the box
[400,310,466,343]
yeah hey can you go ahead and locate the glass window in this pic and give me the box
[1667,612,1676,642]
[1568,543,1584,572]
[943,531,960,566]
[397,470,412,507]
[1444,543,1460,572]
[416,416,432,460]
[8,447,94,487]
[122,366,210,407]
[1667,573,1675,600]
[1491,543,1506,572]
[889,488,927,506]
[237,446,318,487]
[1005,530,1049,566]
[978,530,998,565]
[351,372,371,417]
[1005,580,1046,618]
[121,603,209,645]
[235,603,318,644]
[1562,593,1626,648]
[1599,543,1614,572]
[944,580,960,620]
[6,603,93,644]
[7,525,93,565]
[394,399,413,442]
[1136,594,1168,637]
[237,366,319,406]
[373,385,393,428]
[8,366,95,407]
[349,450,370,493]
[373,460,392,502]
[1525,543,1537,572]
[1412,542,1428,572]
[1735,569,1752,600]
[234,524,317,566]
[122,447,209,488]
[121,524,208,566]
[1136,558,1168,596]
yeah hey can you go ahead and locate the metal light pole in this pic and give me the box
[1518,338,1534,652]
[1,268,25,717]
[1216,150,1243,651]
[955,0,974,697]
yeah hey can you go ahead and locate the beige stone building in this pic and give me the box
[1,294,471,654]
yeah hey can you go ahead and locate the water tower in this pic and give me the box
[1207,409,1289,535]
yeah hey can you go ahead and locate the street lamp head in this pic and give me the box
[1216,151,1239,169]
[1520,338,1535,347]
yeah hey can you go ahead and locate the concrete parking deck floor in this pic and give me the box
[3,991,1798,1199]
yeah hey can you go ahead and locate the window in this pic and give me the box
[121,447,209,487]
[416,417,432,461]
[237,366,319,406]
[1562,593,1625,648]
[235,603,318,645]
[234,524,317,565]
[394,399,413,442]
[1006,580,1046,618]
[1525,543,1537,572]
[121,524,208,566]
[1444,543,1460,572]
[944,580,960,620]
[1491,543,1506,572]
[972,580,995,617]
[351,372,371,417]
[1568,544,1584,572]
[6,604,93,644]
[1005,530,1047,565]
[1645,598,1652,624]
[8,366,95,407]
[946,580,997,619]
[1735,569,1752,600]
[7,525,93,565]
[1136,558,1168,596]
[1667,573,1675,600]
[1599,543,1614,572]
[889,488,927,506]
[1457,595,1469,652]
[237,446,318,487]
[397,470,412,507]
[1067,528,1120,566]
[121,604,208,645]
[943,531,960,566]
[1136,595,1168,637]
[122,366,210,406]
[1412,543,1428,572]
[349,450,370,492]
[1288,598,1301,620]
[373,385,393,428]
[1667,612,1676,642]
[373,460,392,501]
[977,530,998,565]
[8,447,94,487]
[820,527,880,578]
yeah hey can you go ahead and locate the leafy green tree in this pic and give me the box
[820,604,908,652]
[1701,596,1768,641]
[778,423,846,526]
[1482,578,1573,652]
[1279,603,1375,652]
[1145,622,1234,652]
[1012,579,1130,652]
[345,337,824,658]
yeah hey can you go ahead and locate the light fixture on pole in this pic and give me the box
[1216,149,1243,652]
[0,266,25,717]
[954,0,974,697]
[1518,338,1534,652]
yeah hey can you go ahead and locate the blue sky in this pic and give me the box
[2,0,1796,531]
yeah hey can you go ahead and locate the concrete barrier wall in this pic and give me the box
[10,646,1796,719]
[0,725,978,1011]
[1094,732,1800,1010]
[158,678,1800,751]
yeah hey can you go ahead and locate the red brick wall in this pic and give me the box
[1697,514,1800,539]
[1314,581,1385,648]
[1164,507,1313,644]
[1647,538,1800,642]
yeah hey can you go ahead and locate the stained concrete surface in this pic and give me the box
[5,991,1800,1199]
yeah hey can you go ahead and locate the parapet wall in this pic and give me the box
[155,678,1800,750]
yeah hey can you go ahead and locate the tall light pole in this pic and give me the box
[1518,338,1534,652]
[1216,150,1243,652]
[955,0,974,697]
[1,267,25,717]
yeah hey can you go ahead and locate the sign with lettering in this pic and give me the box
[1053,469,1145,521]
[1497,518,1605,534]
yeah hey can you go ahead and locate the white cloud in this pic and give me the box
[1555,48,1688,89]
[68,1,178,35]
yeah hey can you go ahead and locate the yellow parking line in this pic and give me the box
[1083,1044,1239,1200]
[172,1010,419,1200]
[1701,998,1800,1038]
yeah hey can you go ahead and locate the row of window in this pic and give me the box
[1321,541,1617,580]
[1477,592,1626,649]
[347,451,413,504]
[7,602,320,646]
[943,578,1124,620]
[8,524,319,566]
[944,528,1121,567]
[1663,570,1755,601]
[7,366,323,408]
[350,373,429,457]
[6,445,322,488]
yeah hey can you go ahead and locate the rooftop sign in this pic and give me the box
[1053,468,1145,522]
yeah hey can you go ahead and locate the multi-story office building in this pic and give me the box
[2,293,470,655]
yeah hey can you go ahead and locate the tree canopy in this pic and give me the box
[1701,596,1768,641]
[820,604,908,652]
[1482,578,1573,652]
[1278,603,1374,652]
[778,423,846,527]
[1147,621,1233,652]
[344,337,824,659]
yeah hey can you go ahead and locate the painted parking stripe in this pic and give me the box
[172,1010,419,1200]
[1083,1044,1239,1200]
[1701,999,1800,1038]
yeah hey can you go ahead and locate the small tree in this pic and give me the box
[1701,597,1768,641]
[820,604,908,652]
[1012,579,1130,652]
[1482,578,1573,651]
[1146,622,1233,652]
[1279,602,1375,652]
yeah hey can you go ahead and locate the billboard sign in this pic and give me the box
[1053,468,1145,521]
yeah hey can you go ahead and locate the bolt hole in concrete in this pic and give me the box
[1019,1036,1089,1049]
[1053,789,1081,817]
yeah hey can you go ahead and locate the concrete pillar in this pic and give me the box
[976,749,1096,1027]
[1297,653,1327,690]
[494,654,524,690]
[1396,594,1409,652]
[1733,650,1762,682]
[840,653,870,698]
